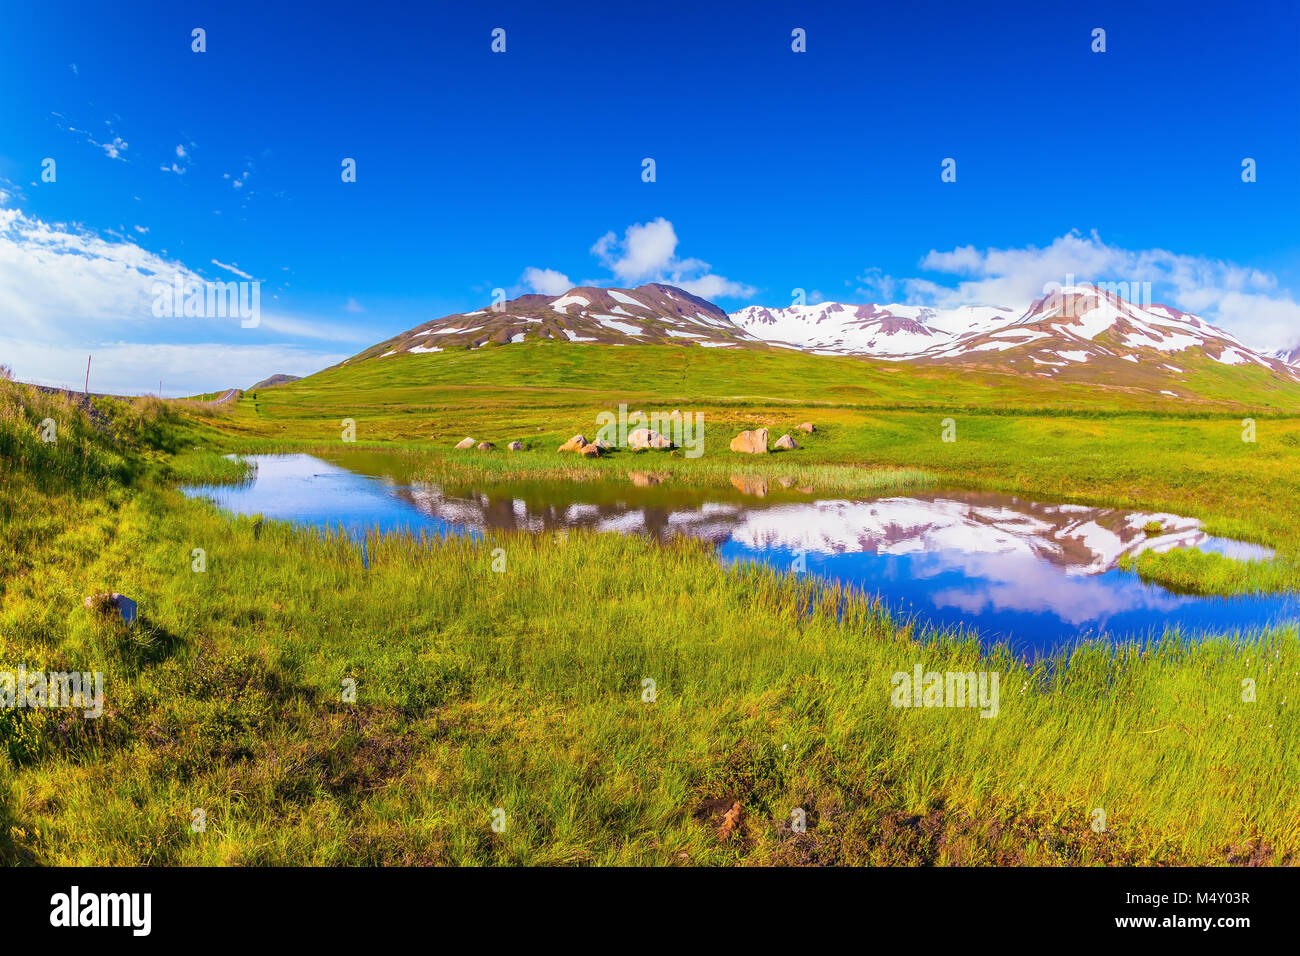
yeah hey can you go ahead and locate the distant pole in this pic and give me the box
[85,355,91,395]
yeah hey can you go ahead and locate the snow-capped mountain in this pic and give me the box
[352,283,1300,389]
[931,286,1292,374]
[1274,343,1300,367]
[356,283,758,360]
[729,302,1018,357]
[730,286,1300,384]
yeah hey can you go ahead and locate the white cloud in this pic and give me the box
[0,202,359,392]
[344,297,365,313]
[101,136,127,160]
[854,231,1300,351]
[591,218,680,283]
[0,206,199,338]
[256,314,368,343]
[211,258,255,280]
[673,273,759,300]
[0,338,348,396]
[50,114,131,163]
[520,266,572,295]
[175,144,187,158]
[587,217,755,298]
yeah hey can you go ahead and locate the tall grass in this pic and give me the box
[3,374,1298,866]
[3,484,1295,865]
[0,382,137,494]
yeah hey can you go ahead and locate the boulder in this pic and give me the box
[507,441,523,451]
[628,428,672,450]
[729,428,769,454]
[797,422,815,433]
[454,437,476,449]
[774,433,798,451]
[579,442,603,458]
[558,434,588,453]
[476,441,495,451]
[83,592,138,625]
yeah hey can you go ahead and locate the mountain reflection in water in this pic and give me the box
[183,453,1295,656]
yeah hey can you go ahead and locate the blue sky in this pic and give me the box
[1,0,1297,393]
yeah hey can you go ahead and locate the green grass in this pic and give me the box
[1119,548,1298,597]
[3,348,1299,867]
[160,451,256,486]
[4,475,1296,865]
[215,341,1300,597]
[237,341,1300,423]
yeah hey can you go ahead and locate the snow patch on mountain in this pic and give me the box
[729,285,1300,378]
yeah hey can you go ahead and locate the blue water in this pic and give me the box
[183,453,1299,657]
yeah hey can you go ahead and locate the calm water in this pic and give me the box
[183,452,1298,656]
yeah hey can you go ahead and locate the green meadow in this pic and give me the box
[223,342,1300,594]
[2,342,1299,866]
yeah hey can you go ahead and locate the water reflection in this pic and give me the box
[184,453,1295,655]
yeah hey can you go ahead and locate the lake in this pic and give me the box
[182,452,1299,656]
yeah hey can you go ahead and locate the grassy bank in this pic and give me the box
[208,422,1300,598]
[3,372,1297,866]
[201,342,1300,602]
[4,480,1296,865]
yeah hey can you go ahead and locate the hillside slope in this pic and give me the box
[352,283,758,361]
[325,284,1300,411]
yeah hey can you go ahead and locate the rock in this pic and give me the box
[476,441,495,451]
[454,437,476,450]
[729,428,768,454]
[797,422,815,433]
[507,441,523,451]
[718,801,744,841]
[83,592,137,625]
[628,428,672,450]
[579,442,603,458]
[558,434,588,452]
[774,433,798,451]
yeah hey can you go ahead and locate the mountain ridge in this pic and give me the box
[345,283,1300,394]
